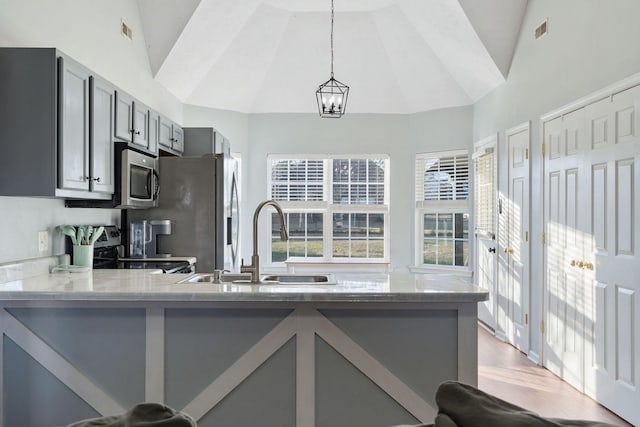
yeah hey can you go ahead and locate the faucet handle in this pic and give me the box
[212,269,230,283]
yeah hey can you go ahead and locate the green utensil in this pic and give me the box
[77,226,85,245]
[90,226,104,245]
[61,225,77,245]
[85,226,93,245]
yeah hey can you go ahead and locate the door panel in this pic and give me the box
[477,238,496,328]
[506,123,530,352]
[544,110,587,389]
[616,159,633,255]
[473,137,498,331]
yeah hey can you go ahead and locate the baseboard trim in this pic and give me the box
[527,350,540,365]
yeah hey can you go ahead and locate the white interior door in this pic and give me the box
[583,87,640,425]
[543,108,588,391]
[474,137,498,331]
[543,81,640,425]
[505,122,530,353]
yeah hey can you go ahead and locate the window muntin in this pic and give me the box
[422,212,469,266]
[332,212,385,258]
[332,159,386,205]
[268,155,389,264]
[416,150,470,269]
[271,212,323,262]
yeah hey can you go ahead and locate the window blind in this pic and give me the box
[415,152,469,202]
[270,159,325,201]
[474,151,495,236]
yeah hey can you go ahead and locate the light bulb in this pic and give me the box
[337,97,342,106]
[329,96,335,106]
[322,96,327,106]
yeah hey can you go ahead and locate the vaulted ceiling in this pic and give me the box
[137,0,527,114]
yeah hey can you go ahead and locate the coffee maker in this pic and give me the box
[129,219,172,258]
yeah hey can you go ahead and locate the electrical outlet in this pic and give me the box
[38,230,48,252]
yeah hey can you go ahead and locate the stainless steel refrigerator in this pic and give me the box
[131,153,240,272]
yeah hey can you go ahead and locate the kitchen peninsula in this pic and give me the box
[0,269,486,427]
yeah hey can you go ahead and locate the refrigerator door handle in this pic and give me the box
[227,217,232,245]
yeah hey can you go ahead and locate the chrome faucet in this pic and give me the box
[241,200,288,283]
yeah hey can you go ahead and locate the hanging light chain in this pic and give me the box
[330,0,334,77]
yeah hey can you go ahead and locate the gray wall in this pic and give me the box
[0,198,120,264]
[244,108,473,271]
[472,0,640,358]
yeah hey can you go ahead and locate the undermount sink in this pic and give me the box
[178,273,336,285]
[261,274,336,284]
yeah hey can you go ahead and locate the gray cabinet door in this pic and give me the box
[148,109,159,155]
[114,90,133,142]
[58,56,90,191]
[132,101,149,149]
[90,76,115,195]
[172,124,184,153]
[158,116,172,149]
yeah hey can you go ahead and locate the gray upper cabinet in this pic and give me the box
[0,48,113,199]
[158,115,183,155]
[158,116,173,150]
[115,90,150,151]
[132,101,149,149]
[148,109,159,155]
[58,56,90,192]
[114,90,134,142]
[90,76,115,195]
[172,124,184,153]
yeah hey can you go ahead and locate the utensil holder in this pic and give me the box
[73,244,94,268]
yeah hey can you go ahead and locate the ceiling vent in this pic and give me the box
[121,20,133,40]
[535,19,548,40]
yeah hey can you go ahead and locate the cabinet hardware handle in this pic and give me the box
[135,131,141,135]
[577,261,584,268]
[84,176,90,181]
[93,177,100,182]
[570,259,577,267]
[584,262,593,270]
[129,129,135,134]
[488,247,496,253]
[504,247,514,254]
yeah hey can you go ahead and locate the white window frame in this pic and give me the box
[266,154,390,267]
[414,149,471,270]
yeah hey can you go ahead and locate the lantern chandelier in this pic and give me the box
[316,0,349,118]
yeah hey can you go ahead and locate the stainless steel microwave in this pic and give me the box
[116,148,159,209]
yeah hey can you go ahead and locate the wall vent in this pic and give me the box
[121,20,133,40]
[535,19,548,40]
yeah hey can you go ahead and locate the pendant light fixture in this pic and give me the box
[316,0,349,118]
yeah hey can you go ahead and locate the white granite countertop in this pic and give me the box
[0,269,488,303]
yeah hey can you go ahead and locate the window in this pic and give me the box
[415,151,470,268]
[268,155,389,265]
[473,147,496,239]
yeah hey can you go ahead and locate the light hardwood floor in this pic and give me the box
[477,326,631,426]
